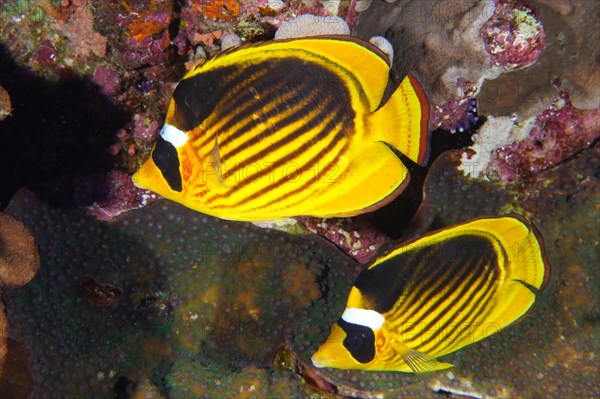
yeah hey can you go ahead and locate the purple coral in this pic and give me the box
[35,40,59,68]
[296,216,388,263]
[96,0,172,68]
[92,66,121,97]
[490,93,600,182]
[480,0,545,69]
[132,113,160,143]
[113,31,171,68]
[74,170,158,221]
[433,97,480,133]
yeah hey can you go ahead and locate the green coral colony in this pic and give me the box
[133,34,551,373]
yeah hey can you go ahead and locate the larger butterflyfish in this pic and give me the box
[312,216,551,373]
[133,36,430,221]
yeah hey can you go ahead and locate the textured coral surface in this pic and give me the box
[2,190,357,398]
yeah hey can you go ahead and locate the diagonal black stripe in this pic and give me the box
[196,56,356,176]
[418,264,496,351]
[402,236,499,327]
[173,63,264,132]
[216,81,304,154]
[354,244,437,314]
[218,82,322,172]
[191,66,272,150]
[241,129,350,212]
[215,79,298,148]
[206,91,348,202]
[403,251,488,346]
[364,239,476,319]
[430,277,497,354]
[398,245,477,323]
[429,253,502,353]
[215,56,353,151]
[221,111,348,208]
[393,245,462,317]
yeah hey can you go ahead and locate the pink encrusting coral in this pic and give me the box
[52,0,108,59]
[480,0,545,69]
[74,170,158,221]
[432,97,480,133]
[92,66,122,97]
[94,0,172,68]
[489,93,600,182]
[431,78,481,131]
[296,216,388,263]
[34,40,59,69]
[132,113,161,143]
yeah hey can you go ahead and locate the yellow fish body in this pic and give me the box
[312,216,550,372]
[132,36,430,221]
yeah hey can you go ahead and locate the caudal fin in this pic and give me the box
[484,215,551,293]
[367,73,431,165]
[465,216,551,340]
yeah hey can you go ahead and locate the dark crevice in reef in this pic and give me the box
[0,44,130,209]
[369,121,481,239]
[112,375,134,399]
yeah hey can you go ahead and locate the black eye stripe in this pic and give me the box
[338,318,375,364]
[152,134,183,192]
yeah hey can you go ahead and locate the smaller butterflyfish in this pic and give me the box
[132,36,430,221]
[312,216,550,373]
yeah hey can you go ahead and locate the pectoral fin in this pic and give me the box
[402,349,454,373]
[390,338,453,373]
[210,135,228,188]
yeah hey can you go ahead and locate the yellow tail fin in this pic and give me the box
[468,216,551,341]
[367,73,430,165]
[418,216,551,358]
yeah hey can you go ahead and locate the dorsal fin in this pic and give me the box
[205,35,392,67]
[186,36,391,113]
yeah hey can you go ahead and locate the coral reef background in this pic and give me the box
[0,0,598,398]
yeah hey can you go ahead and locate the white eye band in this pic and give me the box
[160,124,189,148]
[341,308,385,330]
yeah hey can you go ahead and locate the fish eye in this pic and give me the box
[343,333,365,351]
[337,318,376,363]
[152,134,183,192]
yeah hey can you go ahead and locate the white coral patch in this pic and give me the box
[265,0,285,11]
[458,115,535,178]
[369,36,394,65]
[221,33,242,50]
[355,0,372,13]
[274,14,350,39]
[320,0,341,16]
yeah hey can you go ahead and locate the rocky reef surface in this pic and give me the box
[0,0,598,398]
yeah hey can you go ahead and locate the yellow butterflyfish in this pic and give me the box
[312,216,550,372]
[133,36,430,221]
